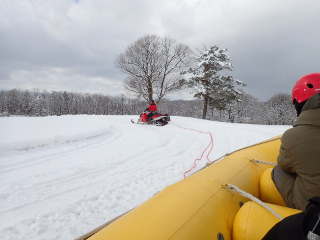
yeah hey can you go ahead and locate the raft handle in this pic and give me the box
[250,159,277,166]
[217,232,224,240]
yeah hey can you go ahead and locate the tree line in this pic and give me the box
[0,89,144,116]
[0,89,296,125]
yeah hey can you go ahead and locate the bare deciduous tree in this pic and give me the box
[117,35,191,103]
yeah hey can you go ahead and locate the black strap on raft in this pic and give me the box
[305,198,320,240]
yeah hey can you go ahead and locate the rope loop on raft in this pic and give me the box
[222,183,283,220]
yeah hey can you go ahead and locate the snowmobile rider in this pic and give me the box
[145,100,158,120]
[272,73,320,210]
[146,100,157,112]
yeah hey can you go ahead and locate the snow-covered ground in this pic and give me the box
[0,115,290,240]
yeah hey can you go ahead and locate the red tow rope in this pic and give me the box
[172,123,215,178]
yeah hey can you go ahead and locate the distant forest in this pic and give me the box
[0,89,296,125]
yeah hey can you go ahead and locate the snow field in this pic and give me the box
[0,115,290,240]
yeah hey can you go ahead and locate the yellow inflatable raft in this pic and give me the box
[81,136,300,240]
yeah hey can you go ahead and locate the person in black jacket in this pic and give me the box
[262,197,320,240]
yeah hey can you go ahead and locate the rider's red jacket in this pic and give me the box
[147,104,157,112]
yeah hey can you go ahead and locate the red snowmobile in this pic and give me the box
[134,111,170,126]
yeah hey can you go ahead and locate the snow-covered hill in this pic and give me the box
[0,115,289,240]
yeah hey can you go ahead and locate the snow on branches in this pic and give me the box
[184,45,245,119]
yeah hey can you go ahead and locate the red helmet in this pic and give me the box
[292,73,320,103]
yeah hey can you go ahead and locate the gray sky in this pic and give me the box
[0,0,319,100]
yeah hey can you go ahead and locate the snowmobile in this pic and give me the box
[132,111,170,126]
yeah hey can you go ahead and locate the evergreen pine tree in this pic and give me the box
[185,45,245,119]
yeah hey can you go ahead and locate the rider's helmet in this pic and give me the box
[291,73,320,115]
[292,73,320,104]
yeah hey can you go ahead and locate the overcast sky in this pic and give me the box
[0,0,319,100]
